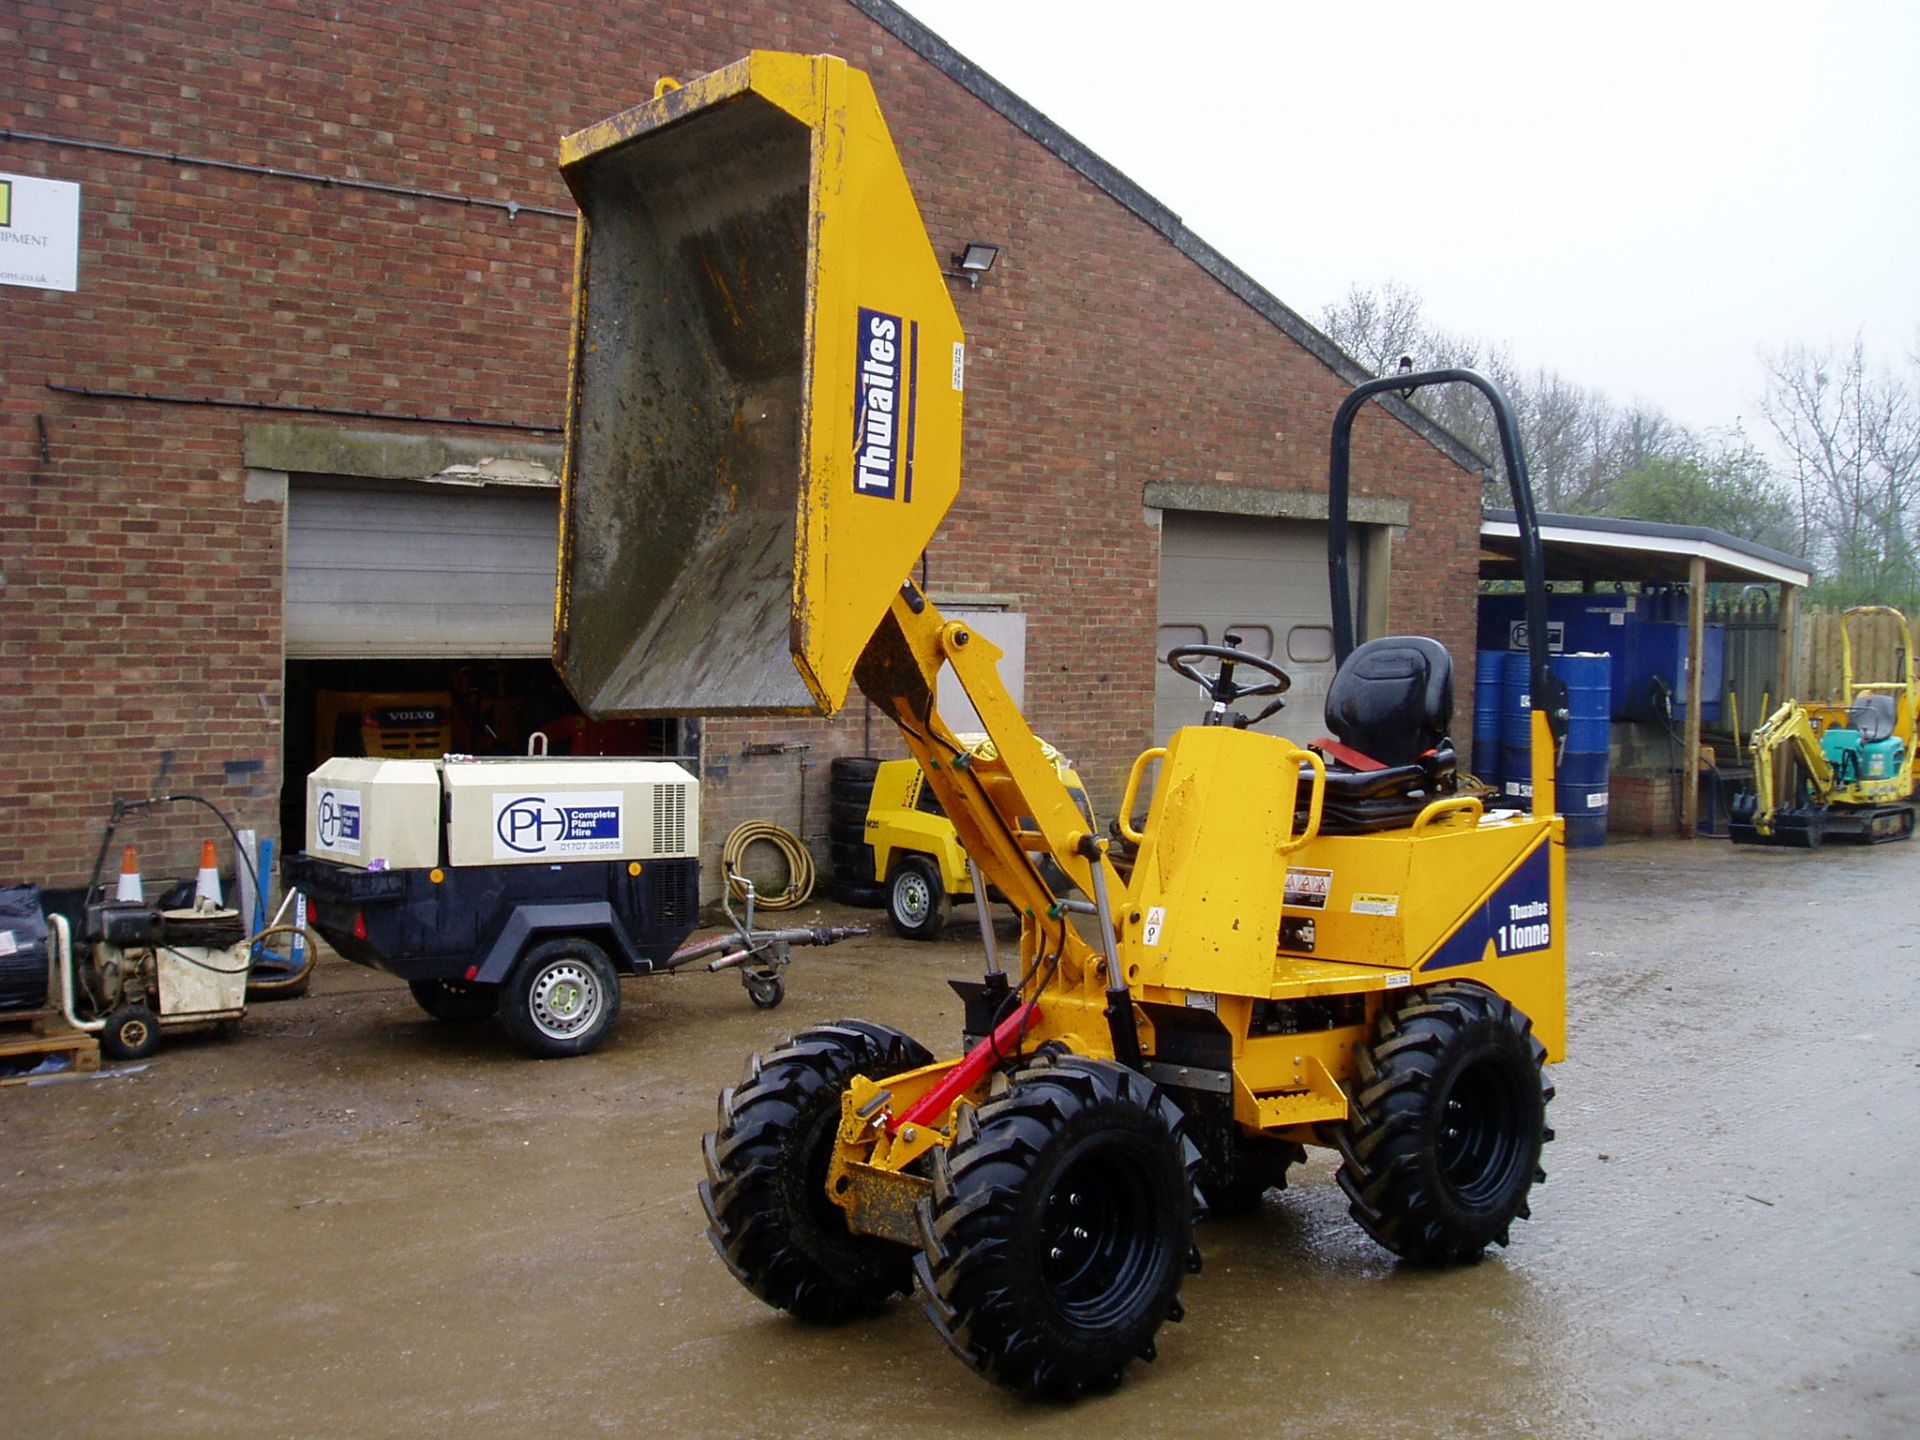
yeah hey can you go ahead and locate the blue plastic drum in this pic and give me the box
[1556,652,1611,847]
[1499,650,1612,842]
[1501,650,1535,803]
[1473,650,1506,789]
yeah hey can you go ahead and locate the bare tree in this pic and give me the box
[1760,338,1920,597]
[1320,280,1429,376]
[1319,282,1694,515]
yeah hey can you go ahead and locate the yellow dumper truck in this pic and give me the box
[552,52,1569,1397]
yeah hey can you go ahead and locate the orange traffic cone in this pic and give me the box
[194,839,223,909]
[115,844,145,903]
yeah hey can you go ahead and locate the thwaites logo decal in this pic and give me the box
[492,791,624,859]
[853,306,918,500]
[1419,841,1553,972]
[316,788,363,857]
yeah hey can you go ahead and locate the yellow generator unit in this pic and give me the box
[553,52,1570,1399]
[846,737,1097,940]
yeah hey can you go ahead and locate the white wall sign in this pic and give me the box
[934,606,1025,731]
[0,173,81,292]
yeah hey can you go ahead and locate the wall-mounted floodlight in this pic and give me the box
[948,242,999,288]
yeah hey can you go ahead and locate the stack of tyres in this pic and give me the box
[827,757,883,904]
[1472,649,1506,791]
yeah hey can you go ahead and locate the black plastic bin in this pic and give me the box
[0,885,51,1012]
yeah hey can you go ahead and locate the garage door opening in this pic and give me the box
[280,475,688,851]
[280,657,687,852]
[1155,511,1373,747]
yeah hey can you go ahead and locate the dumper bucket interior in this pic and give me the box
[554,52,965,717]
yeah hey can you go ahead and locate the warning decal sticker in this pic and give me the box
[1283,867,1333,911]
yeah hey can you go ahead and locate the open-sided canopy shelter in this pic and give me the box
[1480,509,1814,836]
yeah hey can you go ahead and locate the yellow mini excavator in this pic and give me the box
[1730,606,1917,847]
[551,53,1570,1398]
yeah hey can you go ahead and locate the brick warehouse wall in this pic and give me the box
[1,0,1480,893]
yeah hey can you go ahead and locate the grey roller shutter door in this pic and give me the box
[286,478,558,658]
[1154,512,1350,748]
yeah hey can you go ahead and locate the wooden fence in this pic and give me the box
[1706,600,1913,732]
[1796,607,1915,699]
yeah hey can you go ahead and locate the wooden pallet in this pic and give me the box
[0,1007,101,1082]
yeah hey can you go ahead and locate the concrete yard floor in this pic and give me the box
[2,835,1916,1438]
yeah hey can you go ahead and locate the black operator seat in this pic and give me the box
[1300,636,1460,834]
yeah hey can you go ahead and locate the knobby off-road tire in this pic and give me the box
[1336,981,1553,1263]
[701,1021,934,1322]
[914,1052,1203,1399]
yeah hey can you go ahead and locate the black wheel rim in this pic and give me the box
[798,1095,858,1236]
[1436,1055,1527,1207]
[1037,1141,1161,1328]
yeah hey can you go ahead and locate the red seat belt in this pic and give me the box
[1312,737,1388,772]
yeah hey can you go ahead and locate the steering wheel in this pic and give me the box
[1165,641,1291,729]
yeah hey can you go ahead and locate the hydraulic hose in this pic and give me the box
[721,821,815,911]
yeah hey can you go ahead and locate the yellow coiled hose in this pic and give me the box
[722,821,816,911]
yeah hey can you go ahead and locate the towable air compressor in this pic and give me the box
[288,755,860,1057]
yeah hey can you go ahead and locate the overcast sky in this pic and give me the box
[896,0,1920,440]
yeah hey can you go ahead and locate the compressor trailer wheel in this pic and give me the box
[408,978,499,1023]
[500,938,620,1059]
[914,1052,1202,1399]
[886,856,948,940]
[1336,981,1553,1263]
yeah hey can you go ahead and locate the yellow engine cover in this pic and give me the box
[1120,724,1567,1062]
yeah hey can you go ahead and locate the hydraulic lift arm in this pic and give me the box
[1746,701,1835,837]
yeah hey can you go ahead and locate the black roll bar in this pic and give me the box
[1326,367,1568,744]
